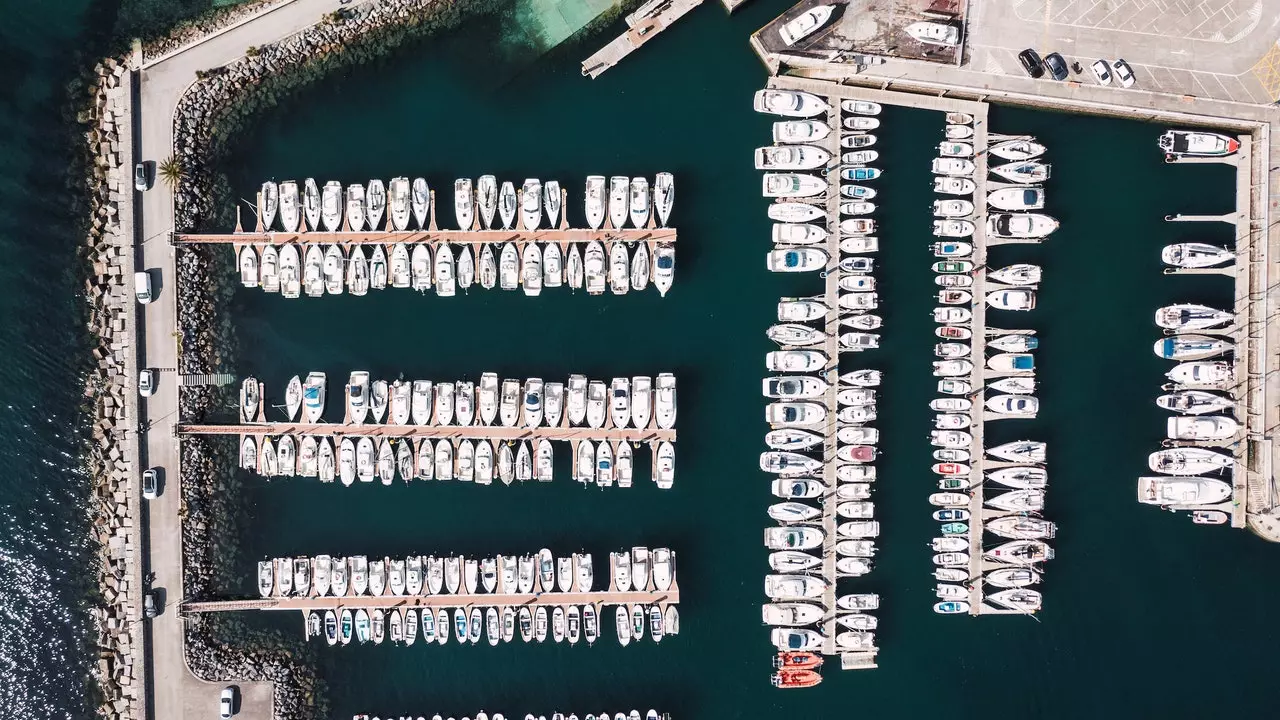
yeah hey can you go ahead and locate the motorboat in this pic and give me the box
[990,161,1051,184]
[840,99,882,115]
[986,394,1039,416]
[933,552,969,567]
[608,242,630,295]
[521,178,542,231]
[937,378,972,394]
[946,124,973,139]
[933,199,974,217]
[934,260,974,274]
[845,116,880,131]
[1155,335,1232,360]
[990,139,1047,161]
[836,594,880,612]
[936,274,973,289]
[987,440,1046,463]
[772,223,827,245]
[626,176,651,229]
[1167,415,1239,440]
[1158,130,1240,158]
[763,601,823,626]
[1166,361,1233,387]
[987,213,1058,238]
[651,243,675,297]
[763,173,827,198]
[238,245,259,288]
[843,314,881,331]
[842,218,876,234]
[523,242,543,296]
[840,184,877,200]
[769,202,824,223]
[755,145,831,170]
[367,244,388,291]
[453,178,474,230]
[841,150,879,165]
[1193,510,1230,525]
[841,201,876,216]
[763,375,828,400]
[765,574,828,600]
[754,89,831,117]
[938,141,973,157]
[929,492,970,507]
[838,427,879,446]
[934,176,975,195]
[933,360,973,377]
[769,501,822,523]
[933,508,970,522]
[842,134,877,150]
[933,304,971,321]
[777,3,835,45]
[766,350,827,372]
[932,157,974,176]
[584,240,607,294]
[987,353,1035,373]
[772,478,824,499]
[1156,389,1234,415]
[937,289,971,305]
[906,20,960,45]
[544,179,562,228]
[840,332,880,351]
[841,167,882,181]
[990,377,1036,394]
[277,180,300,232]
[1161,243,1233,268]
[934,601,969,614]
[984,540,1054,565]
[434,243,455,297]
[768,323,825,347]
[773,120,831,144]
[342,183,367,232]
[985,489,1044,513]
[778,297,828,322]
[987,186,1045,210]
[1155,304,1232,331]
[987,466,1047,489]
[410,177,429,229]
[989,263,1041,286]
[259,245,280,293]
[579,175,605,230]
[319,181,342,232]
[607,175,629,229]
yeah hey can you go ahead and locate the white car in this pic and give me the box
[1113,58,1135,87]
[134,270,153,304]
[1090,59,1112,85]
[219,687,235,719]
[134,163,148,191]
[139,369,156,398]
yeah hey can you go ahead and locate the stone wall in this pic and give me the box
[80,55,144,720]
[142,0,285,63]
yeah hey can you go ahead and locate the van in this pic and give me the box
[134,271,153,304]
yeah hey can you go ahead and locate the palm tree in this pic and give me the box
[157,155,184,190]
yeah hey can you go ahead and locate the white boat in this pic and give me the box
[522,242,543,296]
[654,172,674,227]
[411,177,429,229]
[946,124,973,139]
[840,99,882,115]
[777,298,827,322]
[766,349,826,372]
[1155,304,1232,331]
[768,202,824,223]
[989,377,1035,394]
[1155,335,1232,360]
[987,213,1059,239]
[769,500,822,523]
[584,240,607,294]
[609,242,630,294]
[1167,415,1239,440]
[987,289,1037,311]
[1157,389,1234,415]
[906,20,959,45]
[257,181,278,230]
[763,173,826,198]
[1139,476,1233,506]
[453,178,474,230]
[301,178,320,231]
[586,381,607,429]
[769,323,824,348]
[278,244,302,298]
[520,178,542,231]
[434,243,455,297]
[238,245,259,288]
[767,247,828,273]
[652,243,675,297]
[933,222,974,239]
[259,245,280,293]
[989,263,1041,286]
[933,199,974,217]
[584,175,606,229]
[934,176,976,195]
[987,353,1034,373]
[988,186,1044,211]
[991,161,1051,184]
[985,489,1044,513]
[766,401,826,427]
[1166,361,1233,387]
[301,244,324,297]
[765,574,828,600]
[990,139,1047,161]
[987,466,1047,490]
[475,175,497,229]
[841,150,878,165]
[344,245,367,296]
[843,134,878,150]
[608,176,629,229]
[321,181,342,231]
[365,179,385,230]
[345,183,366,231]
[777,3,834,44]
[755,145,832,171]
[277,180,300,233]
[653,373,676,430]
[544,180,561,228]
[772,478,824,499]
[625,176,651,229]
[774,120,831,144]
[932,157,974,176]
[1161,242,1233,268]
[987,440,1046,464]
[763,600,823,626]
[840,332,880,351]
[369,380,388,424]
[753,89,830,118]
[1159,130,1240,158]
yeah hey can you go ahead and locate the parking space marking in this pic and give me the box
[1250,41,1280,99]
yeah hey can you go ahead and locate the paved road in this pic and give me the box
[134,1,359,719]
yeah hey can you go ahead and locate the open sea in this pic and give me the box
[5,0,1280,718]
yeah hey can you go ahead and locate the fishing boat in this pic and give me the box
[1155,303,1232,331]
[990,160,1051,184]
[774,120,831,144]
[753,89,831,117]
[411,177,429,229]
[1161,242,1233,268]
[934,176,976,195]
[1156,389,1234,415]
[763,173,827,198]
[1158,130,1240,158]
[987,213,1059,239]
[454,178,474,230]
[1167,415,1239,440]
[476,175,497,229]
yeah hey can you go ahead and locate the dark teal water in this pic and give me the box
[5,0,1279,718]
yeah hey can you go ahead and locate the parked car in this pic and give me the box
[142,468,160,499]
[1113,58,1135,87]
[1090,59,1112,85]
[134,270,153,304]
[220,687,236,719]
[134,163,148,191]
[1017,49,1044,78]
[1043,52,1069,81]
[138,369,156,398]
[143,590,159,619]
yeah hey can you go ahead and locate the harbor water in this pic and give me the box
[3,0,1280,717]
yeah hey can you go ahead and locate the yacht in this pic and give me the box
[753,89,830,117]
[654,373,677,429]
[1155,303,1232,330]
[766,349,826,373]
[933,222,974,240]
[519,178,542,231]
[767,248,828,273]
[277,180,300,232]
[769,202,824,223]
[990,139,1047,161]
[523,242,543,296]
[755,145,832,171]
[259,245,280,292]
[985,540,1054,565]
[365,179,386,230]
[434,243,455,297]
[772,478,824,499]
[1140,476,1233,506]
[987,186,1044,211]
[609,176,629,229]
[368,244,388,290]
[987,353,1035,373]
[1166,361,1233,387]
[906,20,960,45]
[345,245,368,296]
[584,240,607,294]
[453,178,474,230]
[544,180,562,228]
[475,175,497,229]
[1158,130,1240,158]
[987,466,1047,489]
[1156,389,1234,415]
[319,181,342,231]
[932,157,975,176]
[987,289,1037,311]
[654,171,674,227]
[841,99,882,115]
[987,589,1043,613]
[773,120,831,144]
[1150,447,1233,476]
[1161,242,1232,268]
[938,140,973,157]
[763,173,827,198]
[989,263,1041,286]
[987,440,1046,463]
[609,242,630,294]
[777,3,835,44]
[258,181,278,230]
[934,176,975,195]
[933,199,974,217]
[584,175,606,229]
[387,243,411,288]
[987,213,1058,238]
[411,177,429,229]
[344,183,366,231]
[238,376,257,422]
[765,574,828,600]
[1167,415,1239,440]
[990,160,1051,184]
[985,489,1045,513]
[986,567,1041,588]
[369,380,388,424]
[763,602,824,626]
[300,178,321,231]
[768,500,822,523]
[1154,335,1232,360]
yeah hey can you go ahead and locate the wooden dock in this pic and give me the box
[185,587,679,614]
[580,0,704,79]
[173,227,677,246]
[182,422,675,443]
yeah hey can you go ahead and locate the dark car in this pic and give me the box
[1043,52,1069,81]
[1017,49,1044,78]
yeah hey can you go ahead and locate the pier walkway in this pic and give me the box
[581,0,704,78]
[185,586,679,615]
[181,422,675,443]
[174,228,677,246]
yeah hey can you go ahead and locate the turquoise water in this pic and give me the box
[3,0,1279,717]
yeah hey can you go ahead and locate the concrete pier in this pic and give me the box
[580,0,705,79]
[174,227,678,245]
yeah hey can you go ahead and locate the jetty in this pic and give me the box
[581,0,705,79]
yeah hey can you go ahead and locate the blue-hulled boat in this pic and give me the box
[841,167,882,181]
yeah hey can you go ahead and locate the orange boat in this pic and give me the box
[773,651,823,671]
[772,669,822,688]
